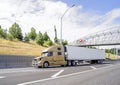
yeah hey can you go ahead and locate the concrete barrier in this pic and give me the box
[0,54,35,68]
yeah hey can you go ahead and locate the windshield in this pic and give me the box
[41,52,48,56]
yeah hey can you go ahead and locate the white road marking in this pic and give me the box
[0,76,6,79]
[18,64,116,85]
[51,70,64,78]
[0,69,58,74]
[90,66,97,70]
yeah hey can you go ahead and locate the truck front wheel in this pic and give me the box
[43,62,49,68]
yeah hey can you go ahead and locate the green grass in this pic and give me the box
[0,39,46,57]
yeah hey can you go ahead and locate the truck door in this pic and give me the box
[53,47,65,65]
[47,52,56,65]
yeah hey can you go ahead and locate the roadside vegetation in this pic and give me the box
[87,46,120,60]
[0,22,119,59]
[0,38,46,56]
[0,22,68,56]
[105,53,120,60]
[0,22,68,46]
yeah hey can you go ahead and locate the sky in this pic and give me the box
[0,0,120,42]
[60,0,120,13]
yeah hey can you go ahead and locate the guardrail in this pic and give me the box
[0,54,35,68]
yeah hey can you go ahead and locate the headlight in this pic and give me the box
[38,61,42,65]
[34,59,37,61]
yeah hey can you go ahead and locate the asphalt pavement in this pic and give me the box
[0,60,120,85]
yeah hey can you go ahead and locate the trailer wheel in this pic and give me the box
[67,61,71,66]
[71,61,76,66]
[90,60,96,64]
[98,60,103,64]
[43,62,49,68]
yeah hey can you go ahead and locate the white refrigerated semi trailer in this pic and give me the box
[32,45,105,68]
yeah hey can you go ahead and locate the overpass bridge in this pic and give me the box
[69,26,120,59]
[70,26,120,47]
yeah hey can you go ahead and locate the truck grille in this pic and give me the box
[32,59,38,66]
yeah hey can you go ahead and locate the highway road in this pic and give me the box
[0,60,120,85]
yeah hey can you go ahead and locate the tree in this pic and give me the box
[110,49,115,54]
[9,22,23,40]
[35,31,44,45]
[0,26,7,39]
[62,40,68,45]
[43,39,53,47]
[105,49,111,53]
[43,32,50,41]
[28,27,37,40]
[24,33,29,42]
[47,39,53,46]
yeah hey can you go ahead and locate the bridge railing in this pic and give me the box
[70,28,120,46]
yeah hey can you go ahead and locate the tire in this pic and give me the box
[71,61,76,66]
[67,61,71,66]
[95,60,98,64]
[43,62,49,68]
[61,65,65,67]
[90,60,95,64]
[36,66,41,68]
[98,60,103,64]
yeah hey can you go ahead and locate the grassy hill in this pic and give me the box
[0,39,120,59]
[0,39,46,57]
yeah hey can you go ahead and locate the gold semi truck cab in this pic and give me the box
[32,45,67,68]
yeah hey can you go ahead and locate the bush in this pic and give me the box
[7,34,14,41]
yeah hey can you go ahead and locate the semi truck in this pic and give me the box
[32,45,105,68]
